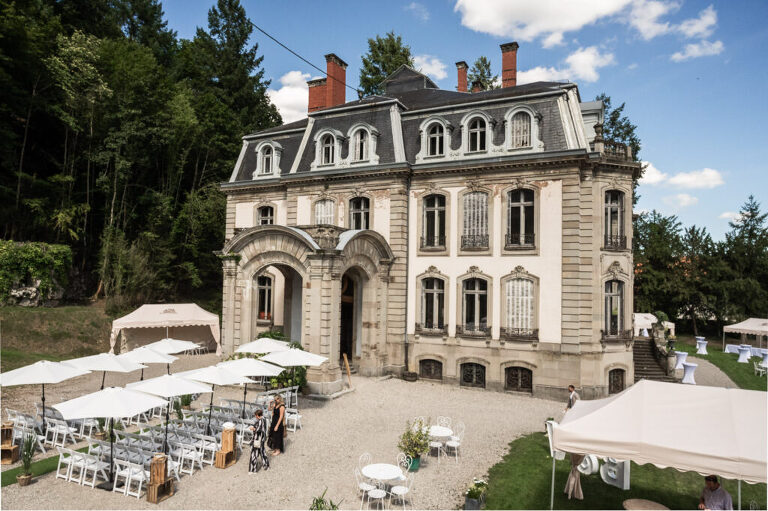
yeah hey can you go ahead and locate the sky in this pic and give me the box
[162,0,768,240]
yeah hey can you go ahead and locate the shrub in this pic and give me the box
[397,418,430,459]
[0,241,72,303]
[466,478,488,499]
[309,488,341,510]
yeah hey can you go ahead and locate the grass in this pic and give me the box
[1,446,89,487]
[673,335,767,391]
[485,433,767,510]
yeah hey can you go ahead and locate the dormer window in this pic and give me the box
[353,129,368,161]
[510,111,532,148]
[260,146,272,174]
[428,124,444,156]
[321,134,335,164]
[468,118,487,152]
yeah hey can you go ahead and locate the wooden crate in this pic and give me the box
[1,444,19,465]
[1,423,13,446]
[147,481,174,504]
[220,427,235,453]
[149,454,168,484]
[214,449,236,469]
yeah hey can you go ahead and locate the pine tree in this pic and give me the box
[359,31,414,96]
[467,56,498,91]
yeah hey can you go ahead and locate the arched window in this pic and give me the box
[507,189,535,247]
[510,111,532,148]
[420,277,445,331]
[468,118,487,152]
[604,190,625,249]
[256,275,272,321]
[505,367,533,392]
[462,191,488,249]
[609,368,625,394]
[462,278,488,335]
[314,199,334,225]
[349,197,370,230]
[422,194,446,248]
[604,280,624,336]
[419,359,443,380]
[504,278,535,336]
[260,146,273,174]
[321,134,335,164]
[461,363,485,388]
[353,129,368,161]
[257,206,274,225]
[427,123,444,156]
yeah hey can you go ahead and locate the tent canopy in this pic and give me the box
[724,318,768,336]
[633,313,657,330]
[110,303,221,355]
[553,380,767,483]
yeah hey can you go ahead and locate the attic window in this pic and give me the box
[428,123,444,156]
[353,129,368,161]
[510,111,532,149]
[321,134,335,164]
[468,118,487,152]
[260,146,273,174]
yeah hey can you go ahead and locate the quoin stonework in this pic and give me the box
[219,43,640,399]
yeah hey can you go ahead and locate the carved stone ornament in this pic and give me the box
[466,179,482,192]
[426,265,439,274]
[352,186,365,198]
[467,265,481,276]
[316,190,332,201]
[425,182,440,194]
[607,260,626,278]
[511,177,528,189]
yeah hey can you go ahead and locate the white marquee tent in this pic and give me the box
[633,313,657,336]
[723,318,768,349]
[109,303,221,355]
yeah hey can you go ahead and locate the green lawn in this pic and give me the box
[1,446,89,487]
[485,433,767,510]
[673,336,767,391]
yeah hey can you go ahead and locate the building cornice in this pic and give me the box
[400,88,568,117]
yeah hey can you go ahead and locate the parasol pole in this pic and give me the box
[242,384,248,419]
[164,397,170,454]
[109,417,115,482]
[100,371,106,390]
[206,384,215,435]
[41,384,46,432]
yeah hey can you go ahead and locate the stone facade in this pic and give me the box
[220,45,640,398]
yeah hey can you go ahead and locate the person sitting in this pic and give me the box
[699,475,733,510]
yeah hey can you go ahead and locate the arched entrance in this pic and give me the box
[249,264,304,345]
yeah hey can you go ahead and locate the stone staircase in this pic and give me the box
[633,338,677,383]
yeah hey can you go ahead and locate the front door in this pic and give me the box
[340,274,355,365]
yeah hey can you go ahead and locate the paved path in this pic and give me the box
[687,356,738,389]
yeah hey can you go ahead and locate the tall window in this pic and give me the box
[462,278,488,333]
[609,368,625,394]
[604,280,624,336]
[505,367,533,392]
[315,199,334,225]
[422,194,446,248]
[510,111,531,148]
[257,206,274,225]
[604,190,625,249]
[461,363,485,388]
[505,278,535,335]
[427,124,444,156]
[260,146,273,174]
[462,192,488,249]
[421,278,445,330]
[468,118,486,152]
[349,197,370,229]
[507,189,535,247]
[321,134,335,164]
[256,275,272,321]
[353,129,368,161]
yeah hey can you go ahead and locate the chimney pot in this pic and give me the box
[456,61,468,93]
[500,41,519,88]
[324,53,347,108]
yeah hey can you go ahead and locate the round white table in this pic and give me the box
[361,463,403,482]
[427,425,453,438]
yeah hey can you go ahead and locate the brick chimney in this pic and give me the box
[471,79,483,93]
[500,42,519,88]
[325,53,347,109]
[456,61,468,92]
[307,78,327,112]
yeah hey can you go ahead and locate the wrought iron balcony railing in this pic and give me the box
[461,234,489,250]
[414,323,448,335]
[601,329,633,341]
[505,232,535,249]
[500,327,539,340]
[420,235,446,249]
[457,323,491,338]
[604,234,627,250]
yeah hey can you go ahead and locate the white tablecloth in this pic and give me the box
[361,463,403,481]
[725,344,764,357]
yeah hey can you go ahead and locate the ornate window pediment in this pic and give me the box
[504,106,544,153]
[251,141,283,179]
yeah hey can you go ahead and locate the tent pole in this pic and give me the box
[109,417,114,482]
[206,385,215,435]
[140,368,144,381]
[101,371,106,390]
[41,384,46,432]
[167,363,170,375]
[738,479,741,510]
[242,384,248,419]
[550,456,555,511]
[164,398,170,455]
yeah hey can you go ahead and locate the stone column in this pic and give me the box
[220,256,239,356]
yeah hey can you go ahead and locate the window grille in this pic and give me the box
[421,277,445,330]
[510,111,531,148]
[419,359,443,380]
[468,118,486,152]
[422,194,446,248]
[427,124,444,156]
[462,192,488,249]
[505,278,534,333]
[604,190,625,249]
[315,199,334,225]
[461,363,485,388]
[505,367,533,392]
[349,197,370,230]
[609,369,625,394]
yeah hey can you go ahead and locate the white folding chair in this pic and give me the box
[81,453,110,488]
[112,459,131,496]
[193,433,218,466]
[55,447,75,481]
[753,361,767,377]
[286,408,302,432]
[68,450,87,484]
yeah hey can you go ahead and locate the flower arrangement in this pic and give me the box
[465,478,488,499]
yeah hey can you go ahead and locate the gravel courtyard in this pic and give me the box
[1,355,562,510]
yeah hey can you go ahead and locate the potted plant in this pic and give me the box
[16,434,36,487]
[403,371,418,382]
[309,488,341,510]
[397,419,429,471]
[464,478,488,510]
[94,418,107,440]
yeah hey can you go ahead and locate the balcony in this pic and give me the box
[604,235,627,250]
[500,327,539,341]
[420,235,446,250]
[461,234,489,250]
[414,323,448,336]
[601,329,633,341]
[457,323,491,338]
[505,232,535,249]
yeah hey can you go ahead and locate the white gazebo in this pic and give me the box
[109,303,221,355]
[723,318,768,350]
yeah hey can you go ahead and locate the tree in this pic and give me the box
[676,225,717,336]
[595,93,643,205]
[467,56,497,91]
[118,0,178,66]
[359,31,414,96]
[633,211,683,318]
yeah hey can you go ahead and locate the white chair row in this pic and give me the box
[56,447,110,489]
[13,425,46,454]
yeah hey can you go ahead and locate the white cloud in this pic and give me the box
[663,193,699,208]
[413,55,448,80]
[639,161,667,185]
[670,40,724,61]
[266,71,311,124]
[404,2,429,22]
[627,63,638,70]
[628,0,677,40]
[718,211,742,222]
[517,46,615,84]
[677,5,717,38]
[666,167,724,189]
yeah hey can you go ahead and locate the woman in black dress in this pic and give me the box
[269,394,286,456]
[248,409,269,472]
